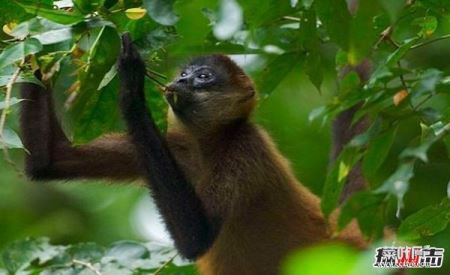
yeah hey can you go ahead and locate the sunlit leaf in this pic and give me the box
[125,7,147,20]
[0,38,42,69]
[0,128,24,149]
[16,0,84,25]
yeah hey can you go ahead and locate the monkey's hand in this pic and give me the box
[118,33,146,112]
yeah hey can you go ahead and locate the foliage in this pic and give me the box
[0,0,450,274]
[0,237,196,274]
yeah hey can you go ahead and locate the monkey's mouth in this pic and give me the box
[164,89,195,113]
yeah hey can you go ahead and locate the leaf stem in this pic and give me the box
[72,259,102,275]
[411,34,450,50]
[153,253,178,275]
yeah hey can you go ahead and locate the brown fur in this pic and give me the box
[165,114,366,275]
[159,55,366,274]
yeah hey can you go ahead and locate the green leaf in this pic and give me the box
[400,121,449,162]
[74,77,121,143]
[0,98,23,109]
[412,68,443,99]
[0,128,24,149]
[315,0,351,50]
[363,126,398,179]
[0,38,42,69]
[253,53,301,97]
[33,28,73,45]
[385,38,418,67]
[145,78,168,133]
[2,237,64,272]
[338,192,385,238]
[348,117,382,148]
[413,16,438,37]
[398,198,450,241]
[375,161,415,217]
[213,0,243,40]
[305,51,322,92]
[348,0,380,63]
[71,26,121,142]
[73,0,105,14]
[97,64,117,90]
[105,241,150,269]
[143,0,179,26]
[321,147,361,217]
[16,1,85,25]
[301,0,314,9]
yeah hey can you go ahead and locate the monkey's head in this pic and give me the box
[165,54,257,130]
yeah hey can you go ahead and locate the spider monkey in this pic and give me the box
[20,34,366,275]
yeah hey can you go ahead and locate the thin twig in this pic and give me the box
[153,253,178,275]
[411,34,450,50]
[72,259,102,275]
[414,94,433,110]
[146,68,167,79]
[145,72,168,91]
[0,59,25,176]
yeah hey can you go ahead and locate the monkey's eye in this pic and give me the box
[180,72,187,77]
[198,73,209,79]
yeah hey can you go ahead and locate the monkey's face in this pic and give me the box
[165,55,256,128]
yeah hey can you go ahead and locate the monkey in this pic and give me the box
[20,33,366,275]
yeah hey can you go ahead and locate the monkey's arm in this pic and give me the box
[20,80,141,181]
[117,34,218,260]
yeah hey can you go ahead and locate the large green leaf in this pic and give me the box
[73,77,121,143]
[0,38,42,69]
[315,0,351,50]
[16,0,85,25]
[363,126,398,179]
[71,26,120,142]
[398,198,450,241]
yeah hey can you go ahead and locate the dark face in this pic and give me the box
[164,54,256,127]
[165,63,226,113]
